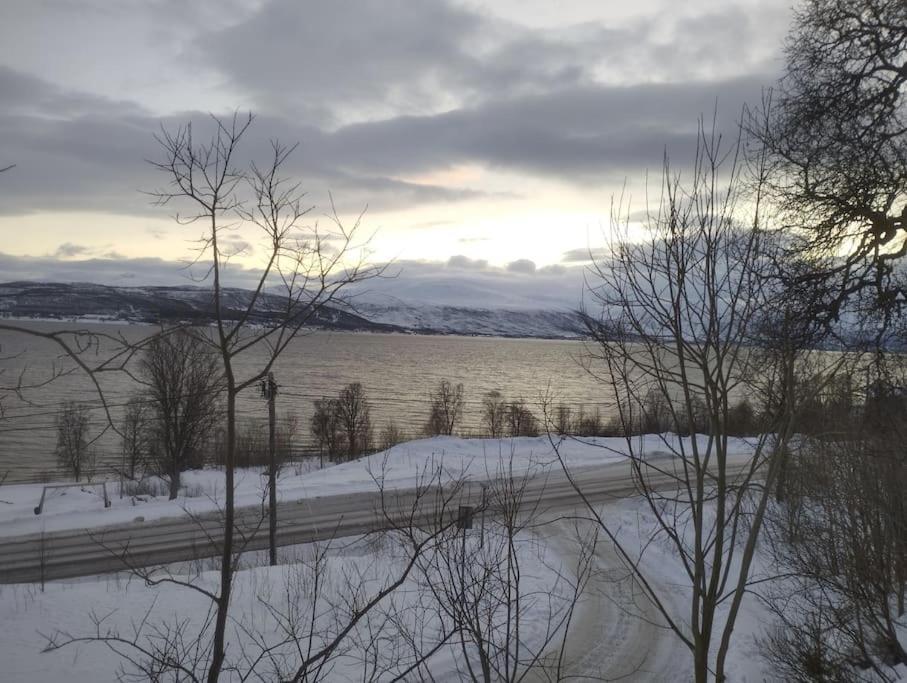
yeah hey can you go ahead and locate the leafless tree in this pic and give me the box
[311,397,343,465]
[482,390,507,438]
[120,395,151,482]
[278,411,300,462]
[759,354,907,681]
[54,401,94,482]
[0,323,161,439]
[563,117,809,682]
[409,456,596,682]
[334,382,372,459]
[505,400,538,438]
[378,420,406,451]
[143,112,383,680]
[750,0,907,324]
[44,457,475,681]
[552,404,572,435]
[140,328,222,500]
[425,379,464,436]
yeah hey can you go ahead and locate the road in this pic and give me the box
[0,454,756,585]
[525,515,693,682]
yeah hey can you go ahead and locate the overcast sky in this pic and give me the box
[0,0,792,306]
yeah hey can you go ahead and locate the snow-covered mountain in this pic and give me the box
[349,302,583,338]
[0,281,585,339]
[0,282,403,333]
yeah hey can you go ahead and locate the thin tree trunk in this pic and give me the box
[208,386,235,682]
[168,468,179,500]
[694,641,710,683]
[268,375,277,566]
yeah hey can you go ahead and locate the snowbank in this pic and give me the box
[0,434,759,537]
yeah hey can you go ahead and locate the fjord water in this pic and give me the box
[0,321,611,482]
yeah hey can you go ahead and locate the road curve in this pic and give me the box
[0,455,756,584]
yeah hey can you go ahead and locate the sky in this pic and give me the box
[0,0,793,308]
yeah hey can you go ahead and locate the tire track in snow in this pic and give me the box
[530,516,691,682]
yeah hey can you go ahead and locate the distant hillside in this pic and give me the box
[0,282,586,339]
[348,302,584,339]
[0,282,403,333]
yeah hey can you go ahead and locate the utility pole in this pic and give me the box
[261,372,278,566]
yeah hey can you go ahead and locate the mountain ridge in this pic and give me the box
[0,281,585,340]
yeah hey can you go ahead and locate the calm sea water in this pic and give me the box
[0,322,617,482]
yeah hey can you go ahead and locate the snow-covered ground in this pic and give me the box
[0,434,759,537]
[1,433,905,681]
[0,514,584,680]
[4,493,884,682]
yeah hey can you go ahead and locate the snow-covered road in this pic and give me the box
[0,435,759,583]
[528,517,690,681]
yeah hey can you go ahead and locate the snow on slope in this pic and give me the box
[351,302,583,338]
[0,434,759,537]
[341,260,588,338]
[0,516,570,681]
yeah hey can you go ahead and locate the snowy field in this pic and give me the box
[4,492,888,682]
[4,433,902,681]
[0,524,578,681]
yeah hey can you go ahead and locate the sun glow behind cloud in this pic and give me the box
[0,0,792,300]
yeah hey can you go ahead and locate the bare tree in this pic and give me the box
[0,323,162,442]
[505,400,538,438]
[379,420,406,451]
[140,328,222,500]
[751,0,907,324]
[120,395,150,482]
[43,456,477,681]
[411,457,596,682]
[759,354,907,681]
[144,112,383,680]
[311,396,343,465]
[565,117,804,682]
[482,390,507,438]
[278,410,300,462]
[54,401,93,482]
[334,382,372,459]
[552,404,572,435]
[425,379,464,436]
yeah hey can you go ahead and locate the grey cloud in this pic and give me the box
[0,64,147,120]
[1,48,771,219]
[199,0,604,126]
[538,264,567,275]
[198,0,786,126]
[0,68,164,216]
[0,250,589,311]
[52,242,91,258]
[627,208,654,222]
[313,75,767,183]
[0,252,267,289]
[350,258,587,310]
[0,69,507,217]
[447,255,489,270]
[507,259,536,274]
[562,247,609,263]
[221,238,253,256]
[201,0,480,123]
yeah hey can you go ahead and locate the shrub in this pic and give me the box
[506,400,538,437]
